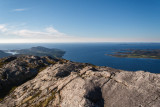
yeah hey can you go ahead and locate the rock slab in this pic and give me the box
[0,56,159,107]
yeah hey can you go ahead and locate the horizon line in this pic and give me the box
[0,42,160,44]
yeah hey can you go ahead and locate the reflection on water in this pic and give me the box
[5,51,18,55]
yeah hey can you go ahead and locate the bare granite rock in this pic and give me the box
[0,56,160,107]
[0,55,57,98]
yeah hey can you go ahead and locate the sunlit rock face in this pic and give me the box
[0,55,160,107]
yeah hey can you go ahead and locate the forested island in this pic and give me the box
[1,46,65,58]
[108,49,160,59]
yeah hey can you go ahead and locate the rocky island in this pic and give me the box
[108,49,160,59]
[0,55,160,107]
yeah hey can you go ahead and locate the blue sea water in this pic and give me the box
[0,43,160,73]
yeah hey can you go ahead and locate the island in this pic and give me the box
[107,49,160,59]
[3,46,65,58]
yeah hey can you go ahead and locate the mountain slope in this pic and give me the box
[0,55,160,107]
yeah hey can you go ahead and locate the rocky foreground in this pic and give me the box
[0,55,160,107]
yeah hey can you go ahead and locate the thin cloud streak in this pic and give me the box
[12,8,28,12]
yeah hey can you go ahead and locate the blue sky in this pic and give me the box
[0,0,159,43]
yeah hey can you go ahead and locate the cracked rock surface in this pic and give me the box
[0,56,160,107]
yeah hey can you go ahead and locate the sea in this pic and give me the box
[0,43,160,73]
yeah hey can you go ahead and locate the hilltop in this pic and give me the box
[0,55,160,107]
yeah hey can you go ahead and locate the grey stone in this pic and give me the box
[0,56,159,107]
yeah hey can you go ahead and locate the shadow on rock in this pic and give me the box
[85,80,104,107]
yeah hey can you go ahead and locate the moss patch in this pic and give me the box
[21,91,42,106]
[34,91,55,107]
[58,59,69,64]
[42,91,55,107]
[46,59,56,65]
[0,58,8,68]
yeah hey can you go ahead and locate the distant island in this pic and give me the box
[2,46,65,58]
[107,49,160,59]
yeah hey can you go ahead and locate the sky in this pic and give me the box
[0,0,160,43]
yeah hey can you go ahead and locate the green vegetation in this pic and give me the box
[46,59,57,65]
[42,91,55,107]
[38,66,48,73]
[58,59,69,64]
[86,63,98,69]
[34,91,55,107]
[19,90,42,107]
[0,58,7,68]
[0,57,17,68]
[0,98,3,102]
[26,62,47,73]
[109,49,160,59]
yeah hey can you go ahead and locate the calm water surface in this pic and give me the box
[0,43,160,73]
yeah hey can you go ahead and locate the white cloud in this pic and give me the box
[12,27,68,38]
[45,27,65,36]
[45,27,59,33]
[0,24,70,42]
[13,29,48,37]
[12,8,28,12]
[0,24,8,32]
[0,24,159,43]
